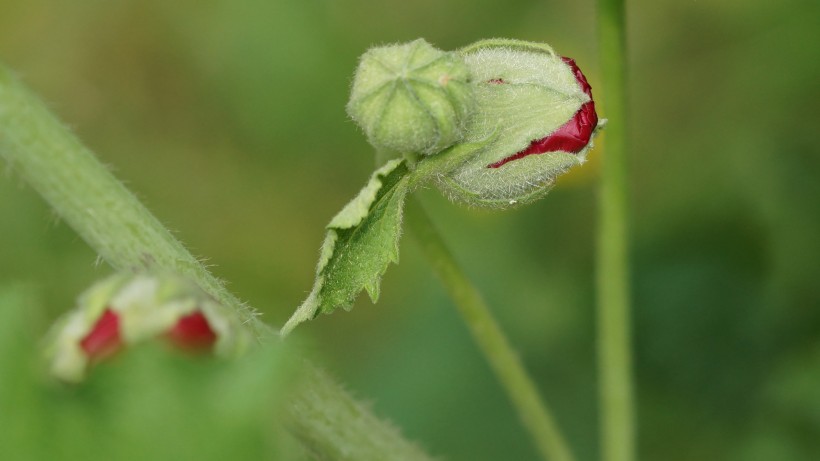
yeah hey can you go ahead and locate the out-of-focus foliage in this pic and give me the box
[0,285,299,461]
[0,0,818,460]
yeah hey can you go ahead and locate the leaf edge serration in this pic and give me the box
[280,159,410,336]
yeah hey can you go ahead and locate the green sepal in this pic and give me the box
[281,159,412,335]
[457,38,588,155]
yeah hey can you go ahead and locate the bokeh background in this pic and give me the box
[1,0,819,460]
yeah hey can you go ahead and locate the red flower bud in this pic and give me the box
[79,308,122,361]
[434,40,605,208]
[78,308,218,364]
[488,57,598,168]
[166,311,218,351]
[47,273,253,382]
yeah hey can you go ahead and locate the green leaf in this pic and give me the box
[281,159,412,335]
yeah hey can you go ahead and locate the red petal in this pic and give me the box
[561,57,593,97]
[488,57,598,169]
[166,311,217,351]
[80,308,122,361]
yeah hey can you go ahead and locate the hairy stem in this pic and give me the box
[596,0,636,460]
[0,62,434,461]
[406,198,575,461]
[288,365,432,461]
[0,65,269,339]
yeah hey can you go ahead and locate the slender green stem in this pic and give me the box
[0,62,434,461]
[596,0,636,460]
[406,198,575,461]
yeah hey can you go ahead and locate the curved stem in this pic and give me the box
[596,0,636,460]
[0,63,434,461]
[406,198,575,461]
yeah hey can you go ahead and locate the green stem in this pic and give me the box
[406,198,575,461]
[288,365,432,461]
[0,65,269,340]
[596,0,636,460]
[0,62,434,461]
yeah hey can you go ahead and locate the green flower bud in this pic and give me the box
[347,38,474,155]
[434,39,605,208]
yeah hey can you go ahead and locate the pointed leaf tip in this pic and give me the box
[282,160,412,335]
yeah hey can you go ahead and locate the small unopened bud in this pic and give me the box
[46,273,252,382]
[166,310,219,351]
[79,308,122,362]
[434,39,605,208]
[347,38,474,155]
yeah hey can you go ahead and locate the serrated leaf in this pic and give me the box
[281,159,411,335]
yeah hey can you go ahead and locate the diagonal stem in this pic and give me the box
[0,64,270,340]
[596,0,636,459]
[406,197,575,461]
[0,62,434,461]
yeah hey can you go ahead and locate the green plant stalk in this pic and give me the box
[0,66,269,340]
[288,365,432,461]
[0,63,434,461]
[406,198,575,461]
[596,0,636,460]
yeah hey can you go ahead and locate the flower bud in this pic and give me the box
[347,38,474,155]
[435,39,604,208]
[46,273,252,382]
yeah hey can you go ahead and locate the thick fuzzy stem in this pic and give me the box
[288,365,433,461]
[0,64,268,340]
[0,63,434,461]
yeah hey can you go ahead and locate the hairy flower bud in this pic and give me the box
[434,39,604,208]
[347,38,474,155]
[46,273,252,382]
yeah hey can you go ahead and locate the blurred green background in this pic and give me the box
[1,0,819,460]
